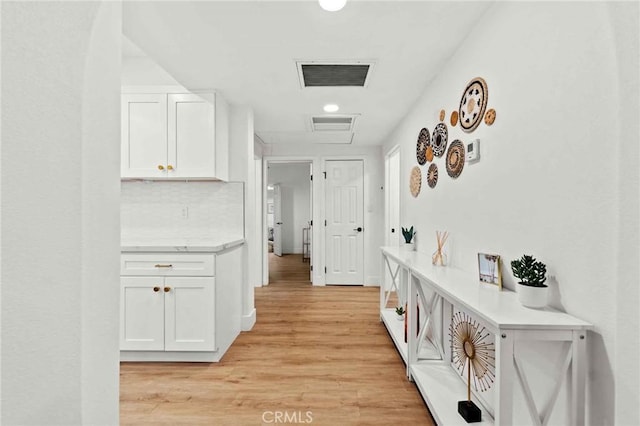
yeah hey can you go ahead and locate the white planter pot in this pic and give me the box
[517,283,548,308]
[404,242,415,251]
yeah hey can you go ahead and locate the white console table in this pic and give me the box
[380,246,591,426]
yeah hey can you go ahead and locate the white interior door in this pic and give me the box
[325,160,364,285]
[273,183,283,257]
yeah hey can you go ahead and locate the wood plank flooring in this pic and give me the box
[120,254,434,425]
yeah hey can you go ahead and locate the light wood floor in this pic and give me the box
[120,254,434,425]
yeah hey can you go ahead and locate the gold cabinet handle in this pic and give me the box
[164,286,171,292]
[154,264,173,268]
[158,165,165,170]
[153,286,160,292]
[167,165,174,171]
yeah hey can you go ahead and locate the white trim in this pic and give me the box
[241,308,256,331]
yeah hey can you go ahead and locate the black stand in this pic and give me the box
[458,400,481,423]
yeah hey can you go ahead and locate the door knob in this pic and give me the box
[391,228,395,233]
[167,165,174,171]
[276,222,283,225]
[158,165,165,170]
[353,227,363,232]
[164,287,171,292]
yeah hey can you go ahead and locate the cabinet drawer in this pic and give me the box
[121,253,215,276]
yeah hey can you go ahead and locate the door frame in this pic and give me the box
[383,145,401,293]
[263,157,316,285]
[262,155,370,286]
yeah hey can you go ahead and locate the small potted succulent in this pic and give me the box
[401,226,416,251]
[395,306,406,321]
[510,254,548,308]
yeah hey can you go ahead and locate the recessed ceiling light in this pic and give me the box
[319,0,346,12]
[323,104,340,113]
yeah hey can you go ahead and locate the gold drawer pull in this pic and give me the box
[153,286,160,292]
[158,165,165,170]
[154,264,173,268]
[167,165,174,171]
[164,286,171,292]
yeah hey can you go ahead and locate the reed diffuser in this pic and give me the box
[432,230,448,266]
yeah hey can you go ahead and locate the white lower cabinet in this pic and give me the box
[120,276,215,352]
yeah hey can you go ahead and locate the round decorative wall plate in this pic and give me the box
[439,109,446,122]
[459,77,488,133]
[416,128,430,165]
[432,123,448,157]
[484,108,496,125]
[450,110,459,127]
[427,163,438,188]
[426,145,434,163]
[446,140,465,178]
[409,166,422,198]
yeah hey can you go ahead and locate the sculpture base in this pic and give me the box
[457,400,481,423]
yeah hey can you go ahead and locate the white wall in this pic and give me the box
[268,163,311,254]
[121,55,186,88]
[265,144,383,285]
[382,2,639,424]
[1,1,121,424]
[229,106,256,330]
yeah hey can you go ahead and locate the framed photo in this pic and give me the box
[267,203,274,214]
[477,253,502,289]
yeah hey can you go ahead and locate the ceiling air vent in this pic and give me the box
[297,61,374,87]
[311,116,356,132]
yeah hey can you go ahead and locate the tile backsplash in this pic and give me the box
[121,181,244,243]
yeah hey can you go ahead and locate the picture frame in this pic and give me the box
[267,203,274,214]
[477,253,502,289]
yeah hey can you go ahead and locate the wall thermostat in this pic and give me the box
[466,139,480,163]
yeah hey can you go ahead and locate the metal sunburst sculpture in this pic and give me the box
[450,312,495,422]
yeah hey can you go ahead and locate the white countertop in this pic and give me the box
[121,238,244,253]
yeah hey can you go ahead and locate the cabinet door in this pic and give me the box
[168,93,216,179]
[121,93,167,178]
[120,277,165,351]
[164,277,215,351]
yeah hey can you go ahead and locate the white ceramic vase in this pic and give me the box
[404,242,415,251]
[517,283,548,308]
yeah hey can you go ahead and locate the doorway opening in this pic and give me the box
[265,161,313,285]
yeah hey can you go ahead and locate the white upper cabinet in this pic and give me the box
[121,91,229,181]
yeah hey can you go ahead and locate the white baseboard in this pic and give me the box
[365,275,380,286]
[241,308,256,331]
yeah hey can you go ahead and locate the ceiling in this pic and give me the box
[123,1,493,146]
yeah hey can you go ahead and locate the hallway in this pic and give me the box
[120,254,434,425]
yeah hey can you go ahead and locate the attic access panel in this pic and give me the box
[297,62,374,87]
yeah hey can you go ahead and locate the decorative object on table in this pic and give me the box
[510,254,548,308]
[395,305,405,320]
[416,128,430,165]
[459,77,488,133]
[432,230,449,266]
[409,166,422,197]
[439,109,446,121]
[446,140,465,178]
[425,145,434,162]
[401,226,416,251]
[427,163,439,188]
[450,110,459,126]
[484,108,496,125]
[432,122,448,157]
[450,311,495,423]
[477,253,502,289]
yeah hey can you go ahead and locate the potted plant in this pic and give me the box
[401,226,416,251]
[395,306,405,320]
[510,254,548,308]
